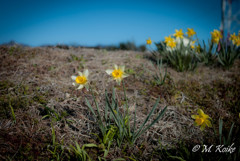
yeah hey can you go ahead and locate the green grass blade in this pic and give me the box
[86,97,106,135]
[82,143,98,149]
[113,158,126,161]
[85,98,96,118]
[219,119,223,144]
[227,123,234,145]
[9,101,16,122]
[169,156,186,161]
[134,106,167,142]
[106,94,121,127]
[132,104,137,138]
[134,97,160,140]
[51,123,56,146]
[76,142,81,152]
[89,86,103,123]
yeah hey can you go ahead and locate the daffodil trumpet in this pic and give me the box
[106,64,128,85]
[192,109,212,131]
[71,69,89,90]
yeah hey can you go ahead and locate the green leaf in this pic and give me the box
[134,106,167,142]
[219,119,223,144]
[9,101,16,122]
[113,158,126,161]
[169,156,186,161]
[82,143,98,149]
[85,98,96,118]
[133,98,161,141]
[226,123,235,145]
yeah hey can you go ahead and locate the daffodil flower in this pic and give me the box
[173,29,184,39]
[191,109,212,131]
[167,40,176,48]
[186,28,196,37]
[164,35,174,44]
[191,41,196,49]
[175,37,193,47]
[229,33,237,44]
[211,29,223,44]
[146,38,152,45]
[106,64,128,84]
[71,69,89,90]
[235,37,240,46]
[229,32,240,46]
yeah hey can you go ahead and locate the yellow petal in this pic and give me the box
[197,109,204,116]
[203,113,210,119]
[191,115,198,119]
[200,123,206,131]
[205,120,212,127]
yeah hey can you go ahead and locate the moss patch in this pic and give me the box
[0,80,49,119]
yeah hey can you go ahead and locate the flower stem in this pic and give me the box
[122,81,131,137]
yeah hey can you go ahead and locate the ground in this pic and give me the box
[0,45,239,160]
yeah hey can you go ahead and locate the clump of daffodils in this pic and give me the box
[229,32,240,46]
[154,28,199,72]
[164,35,176,49]
[211,29,223,44]
[71,69,89,90]
[165,28,197,50]
[217,30,240,69]
[106,64,128,85]
[191,109,212,131]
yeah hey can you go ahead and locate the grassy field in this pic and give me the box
[0,44,239,160]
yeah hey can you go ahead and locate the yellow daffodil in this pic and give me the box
[164,35,174,44]
[71,69,89,90]
[229,32,240,46]
[229,33,237,44]
[191,41,196,49]
[235,37,240,46]
[167,39,176,48]
[146,38,152,45]
[191,109,212,131]
[106,64,128,84]
[186,28,196,37]
[173,29,184,39]
[211,29,223,44]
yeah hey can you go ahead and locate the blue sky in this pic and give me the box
[0,0,238,46]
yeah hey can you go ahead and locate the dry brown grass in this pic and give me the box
[0,45,239,160]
